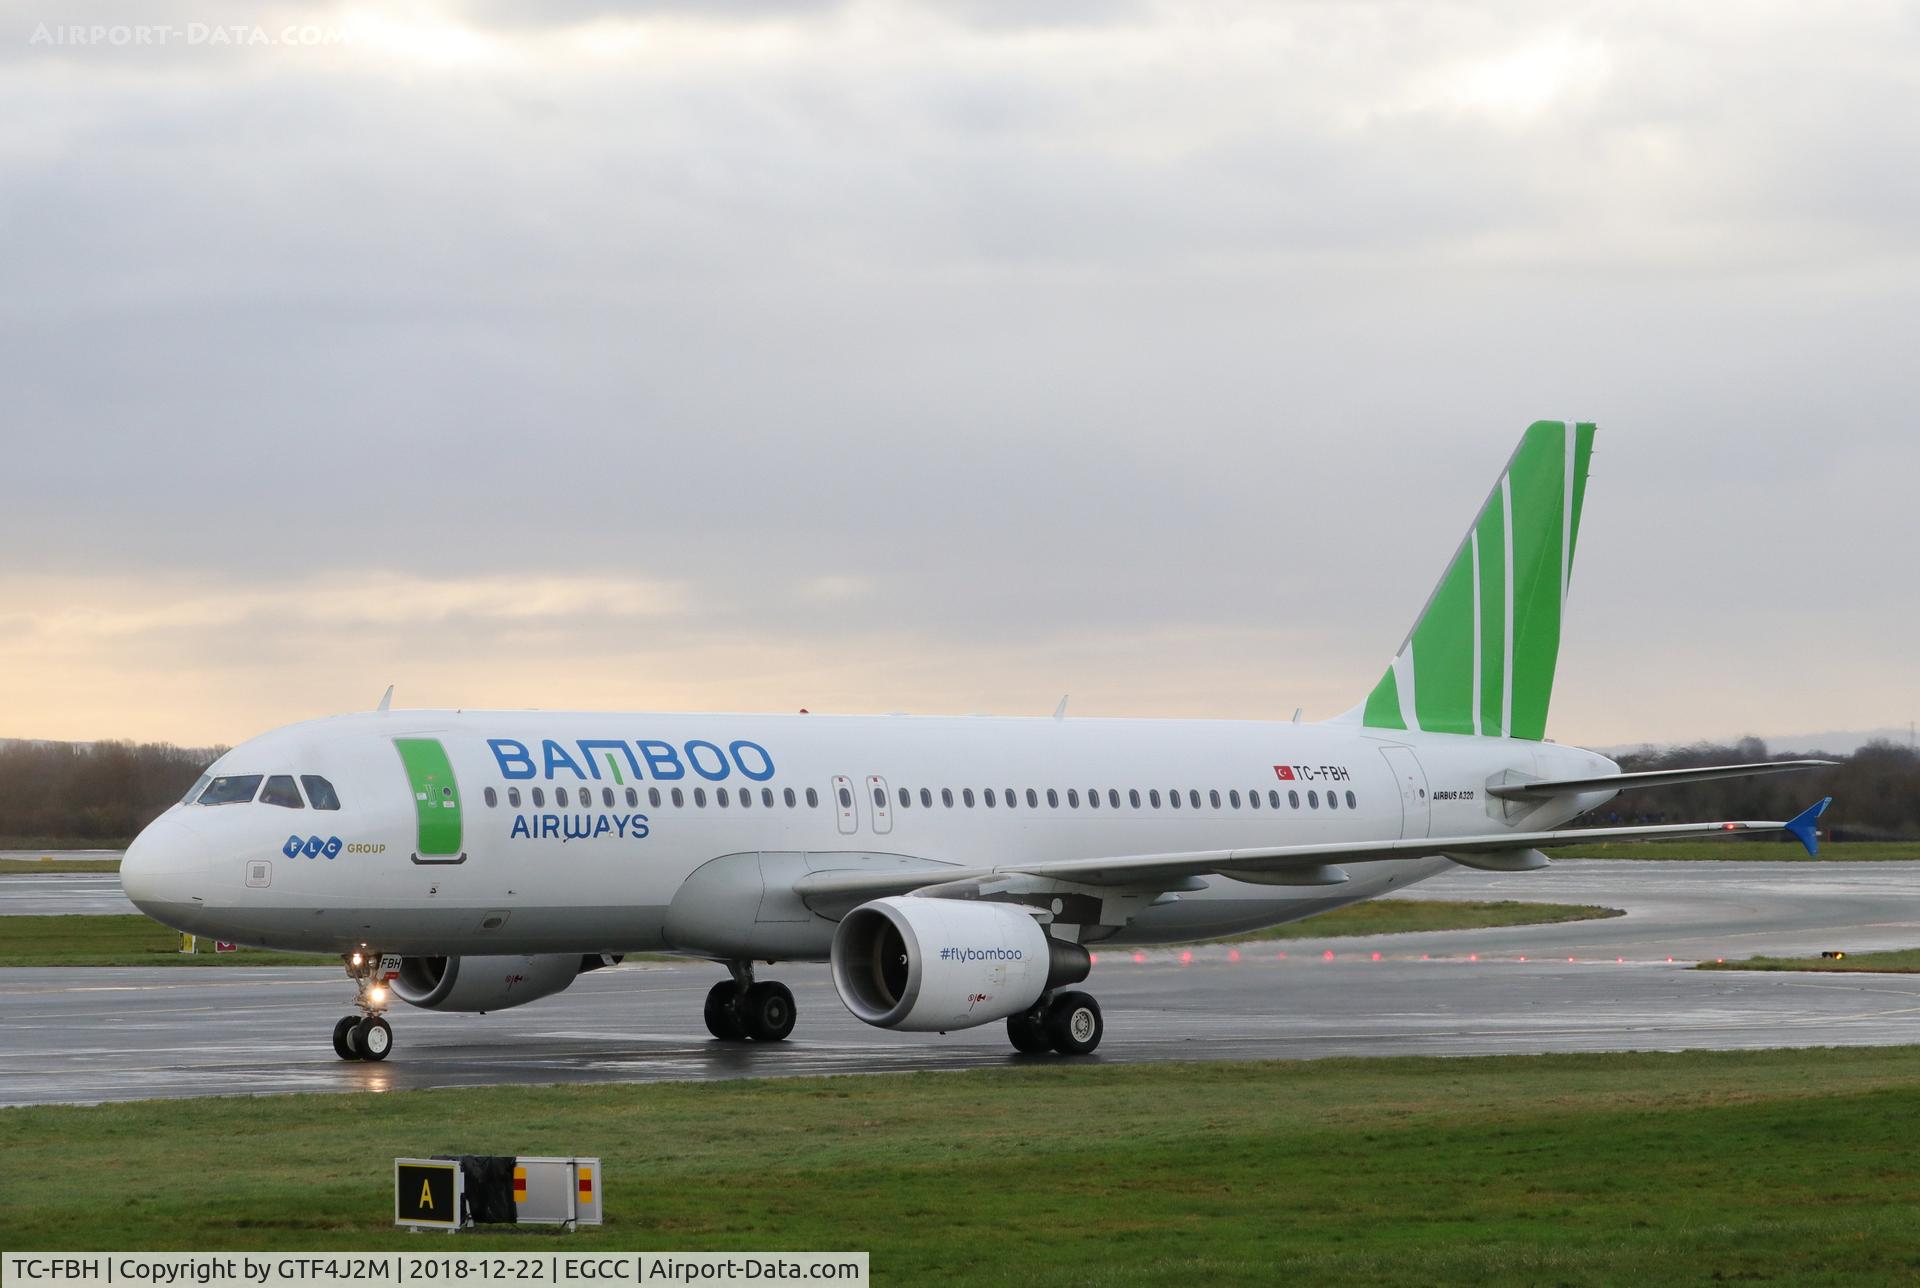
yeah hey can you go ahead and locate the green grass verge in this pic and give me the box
[0,857,123,873]
[0,915,333,967]
[1207,898,1622,943]
[1554,839,1918,860]
[4,1049,1920,1284]
[1698,948,1920,974]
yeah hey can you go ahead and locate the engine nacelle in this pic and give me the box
[831,897,1090,1032]
[392,953,608,1013]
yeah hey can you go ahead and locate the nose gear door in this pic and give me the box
[395,737,467,864]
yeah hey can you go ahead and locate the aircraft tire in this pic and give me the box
[742,981,797,1042]
[703,980,749,1041]
[1007,1008,1051,1054]
[1045,991,1102,1056]
[332,1015,361,1060]
[355,1015,393,1062]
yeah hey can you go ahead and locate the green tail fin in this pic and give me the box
[1358,420,1595,740]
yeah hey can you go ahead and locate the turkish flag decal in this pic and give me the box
[1273,765,1295,781]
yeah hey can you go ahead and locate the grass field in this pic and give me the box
[1,901,1625,969]
[1553,839,1918,860]
[0,857,125,873]
[3,1048,1918,1284]
[0,915,333,967]
[1698,948,1920,974]
[1209,898,1620,942]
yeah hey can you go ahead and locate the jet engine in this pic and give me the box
[391,953,616,1013]
[830,896,1090,1032]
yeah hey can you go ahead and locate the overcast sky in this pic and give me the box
[3,1,1915,748]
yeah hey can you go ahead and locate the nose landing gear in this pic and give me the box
[703,961,796,1043]
[333,949,397,1062]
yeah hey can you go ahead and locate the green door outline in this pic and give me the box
[394,737,466,864]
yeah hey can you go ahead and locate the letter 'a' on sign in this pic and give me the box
[395,1159,461,1229]
[394,738,465,863]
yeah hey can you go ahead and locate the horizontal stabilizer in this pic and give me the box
[1486,759,1835,800]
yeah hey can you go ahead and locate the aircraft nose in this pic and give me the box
[121,814,211,926]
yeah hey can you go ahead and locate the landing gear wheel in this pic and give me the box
[354,1015,393,1062]
[1045,991,1102,1056]
[1007,1008,1051,1055]
[742,981,796,1042]
[703,980,749,1041]
[332,1015,362,1061]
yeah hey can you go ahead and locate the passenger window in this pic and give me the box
[198,774,262,805]
[649,787,662,807]
[1149,789,1161,808]
[740,787,752,808]
[671,787,685,807]
[1209,789,1221,809]
[762,787,775,807]
[806,788,819,807]
[1026,788,1039,808]
[1046,788,1059,808]
[508,787,522,808]
[1169,790,1181,810]
[872,787,885,808]
[556,787,570,807]
[1109,789,1121,809]
[963,788,975,807]
[1129,789,1141,808]
[1327,791,1339,810]
[260,775,304,809]
[300,775,341,810]
[898,787,911,808]
[1346,790,1358,809]
[695,788,708,807]
[1086,789,1098,810]
[1189,789,1202,809]
[837,786,852,809]
[601,787,613,807]
[1229,790,1241,809]
[1067,789,1079,808]
[985,788,997,807]
[941,788,954,807]
[719,787,731,807]
[784,787,797,807]
[1269,790,1282,809]
[484,787,498,808]
[532,787,546,807]
[627,787,639,807]
[1308,791,1319,809]
[1288,790,1300,809]
[1248,790,1260,810]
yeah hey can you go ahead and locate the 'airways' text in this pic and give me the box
[509,812,651,842]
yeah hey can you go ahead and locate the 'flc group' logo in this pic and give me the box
[283,834,344,860]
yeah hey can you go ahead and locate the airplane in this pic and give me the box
[120,420,1834,1063]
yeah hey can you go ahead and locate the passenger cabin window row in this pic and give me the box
[478,780,1360,813]
[189,773,341,810]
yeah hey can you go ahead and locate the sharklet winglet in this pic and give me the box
[1784,797,1832,857]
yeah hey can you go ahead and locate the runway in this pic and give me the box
[3,860,1918,1106]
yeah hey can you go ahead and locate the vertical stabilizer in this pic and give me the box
[1356,420,1595,741]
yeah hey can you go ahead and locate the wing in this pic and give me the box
[792,800,1833,905]
[1487,760,1835,800]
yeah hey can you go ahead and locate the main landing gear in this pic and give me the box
[703,961,796,1043]
[1007,990,1103,1056]
[333,948,395,1062]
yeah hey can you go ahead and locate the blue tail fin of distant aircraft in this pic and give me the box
[1784,797,1831,857]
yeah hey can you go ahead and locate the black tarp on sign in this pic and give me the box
[434,1154,518,1224]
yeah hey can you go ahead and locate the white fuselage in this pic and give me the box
[121,710,1620,958]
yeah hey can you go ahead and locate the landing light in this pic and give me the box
[370,987,387,1004]
[351,952,364,967]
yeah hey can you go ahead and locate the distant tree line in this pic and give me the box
[1577,738,1920,841]
[0,734,1913,846]
[0,740,226,846]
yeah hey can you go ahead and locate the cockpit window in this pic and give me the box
[260,775,304,809]
[181,774,212,805]
[301,775,341,811]
[198,774,262,806]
